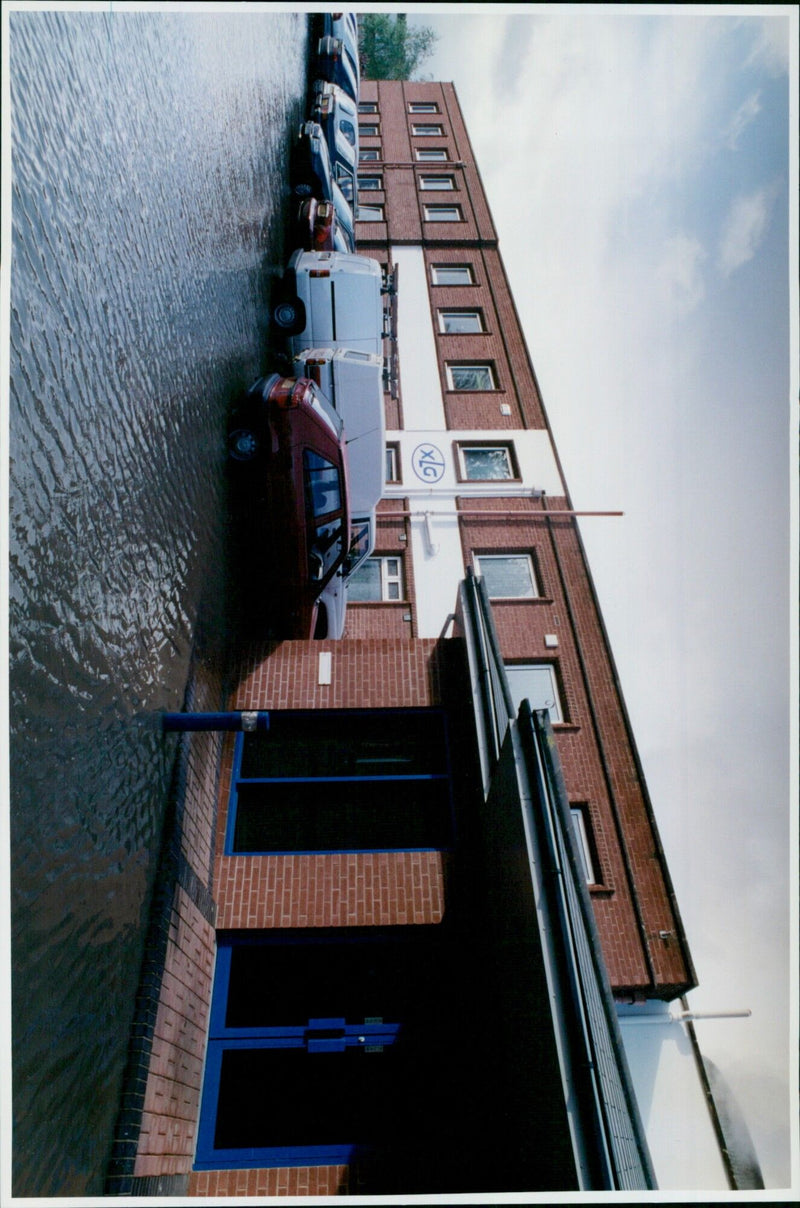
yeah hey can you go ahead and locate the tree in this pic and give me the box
[358,14,438,81]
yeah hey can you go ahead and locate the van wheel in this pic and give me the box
[272,297,306,334]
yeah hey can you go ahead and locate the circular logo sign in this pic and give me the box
[411,443,446,483]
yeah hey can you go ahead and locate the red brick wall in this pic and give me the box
[458,496,691,992]
[188,1166,350,1196]
[133,888,215,1179]
[214,639,448,930]
[342,500,415,640]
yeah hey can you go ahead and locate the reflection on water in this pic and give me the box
[8,9,307,1195]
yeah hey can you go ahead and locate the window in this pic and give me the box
[357,204,384,222]
[339,119,357,148]
[438,309,484,334]
[446,363,496,391]
[359,148,380,162]
[416,148,448,161]
[359,123,379,137]
[358,101,378,113]
[431,264,474,286]
[358,175,383,191]
[424,205,462,222]
[570,805,598,885]
[385,443,400,483]
[412,124,444,136]
[196,923,455,1171]
[474,554,538,599]
[420,175,455,191]
[457,442,517,481]
[224,710,450,854]
[409,101,438,113]
[334,163,355,203]
[505,663,564,724]
[348,555,404,602]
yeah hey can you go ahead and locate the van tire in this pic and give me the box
[272,297,306,334]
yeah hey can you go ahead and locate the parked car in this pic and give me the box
[310,81,359,217]
[227,373,350,639]
[295,197,353,254]
[272,249,387,357]
[290,121,355,252]
[313,513,373,639]
[293,347,386,639]
[310,12,360,105]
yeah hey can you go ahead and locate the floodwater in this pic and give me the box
[7,9,307,1195]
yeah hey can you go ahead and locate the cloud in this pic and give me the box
[655,233,707,315]
[717,186,775,276]
[743,15,792,76]
[723,90,761,149]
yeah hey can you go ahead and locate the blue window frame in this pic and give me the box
[224,709,454,855]
[195,929,453,1170]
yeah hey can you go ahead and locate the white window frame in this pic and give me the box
[357,204,384,222]
[359,148,381,162]
[358,101,378,113]
[570,806,597,884]
[408,102,439,113]
[359,124,379,137]
[416,148,448,162]
[424,204,462,223]
[350,555,404,602]
[412,124,444,136]
[358,175,383,191]
[446,363,496,390]
[505,663,564,724]
[438,309,484,334]
[419,175,455,191]
[431,263,474,286]
[456,442,516,482]
[385,444,400,483]
[473,554,538,599]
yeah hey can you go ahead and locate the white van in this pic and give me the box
[293,348,386,640]
[295,348,385,517]
[273,250,389,358]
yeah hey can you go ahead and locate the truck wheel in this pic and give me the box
[272,297,306,334]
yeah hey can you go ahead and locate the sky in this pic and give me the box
[407,2,797,1190]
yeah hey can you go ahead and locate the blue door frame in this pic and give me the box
[196,936,407,1170]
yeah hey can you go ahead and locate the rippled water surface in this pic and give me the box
[8,10,307,1195]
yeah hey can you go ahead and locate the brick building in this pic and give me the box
[106,81,697,1197]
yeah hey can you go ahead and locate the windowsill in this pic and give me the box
[485,596,554,606]
[437,329,492,337]
[588,883,613,897]
[445,388,504,395]
[349,599,409,607]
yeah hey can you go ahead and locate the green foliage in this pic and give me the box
[358,14,438,81]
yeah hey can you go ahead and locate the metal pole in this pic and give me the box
[162,711,270,733]
[379,508,623,519]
